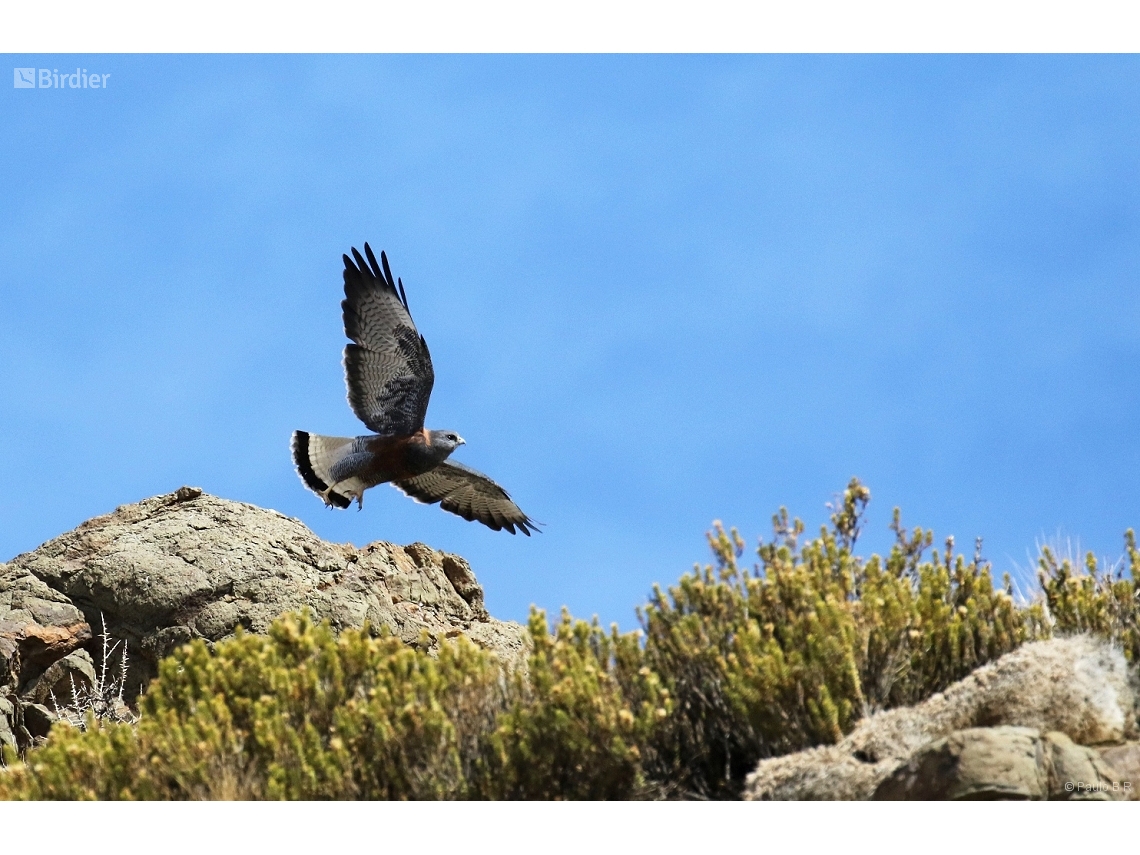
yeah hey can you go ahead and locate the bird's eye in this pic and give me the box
[447,434,457,441]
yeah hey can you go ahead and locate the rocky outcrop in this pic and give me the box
[1,487,528,753]
[744,635,1139,800]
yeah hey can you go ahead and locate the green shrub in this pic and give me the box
[0,612,504,799]
[483,609,667,799]
[635,478,1048,798]
[1038,530,1140,662]
[0,609,664,801]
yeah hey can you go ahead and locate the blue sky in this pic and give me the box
[2,55,1139,630]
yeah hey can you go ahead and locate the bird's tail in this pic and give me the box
[291,430,359,509]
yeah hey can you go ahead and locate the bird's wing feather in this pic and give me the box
[342,244,434,436]
[393,461,539,535]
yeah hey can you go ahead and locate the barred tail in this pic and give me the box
[291,430,356,509]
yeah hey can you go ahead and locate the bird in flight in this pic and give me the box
[292,244,538,535]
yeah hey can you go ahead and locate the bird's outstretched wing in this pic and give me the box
[393,461,539,535]
[341,244,435,436]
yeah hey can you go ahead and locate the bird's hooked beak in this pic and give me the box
[456,435,466,446]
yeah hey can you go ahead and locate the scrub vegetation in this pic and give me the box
[2,478,1136,800]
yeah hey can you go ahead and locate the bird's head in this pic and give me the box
[429,430,466,457]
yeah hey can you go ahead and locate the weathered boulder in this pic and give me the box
[1,487,528,752]
[1,560,94,752]
[872,726,1126,801]
[21,650,98,707]
[744,635,1139,800]
[1,562,92,681]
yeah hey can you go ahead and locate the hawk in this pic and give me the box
[291,244,539,535]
